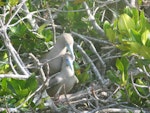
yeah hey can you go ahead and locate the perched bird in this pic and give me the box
[41,33,75,76]
[46,53,78,97]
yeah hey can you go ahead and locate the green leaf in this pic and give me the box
[0,53,9,73]
[118,14,135,34]
[0,1,6,6]
[107,70,120,84]
[38,25,53,41]
[10,23,27,37]
[121,72,126,86]
[7,79,27,97]
[25,75,37,92]
[42,29,52,42]
[103,21,116,42]
[15,88,29,98]
[1,78,8,92]
[76,64,91,83]
[128,42,150,58]
[9,0,18,6]
[103,21,110,32]
[141,30,150,46]
[115,57,129,86]
[38,24,47,35]
[130,29,142,44]
[0,78,12,95]
[74,61,80,70]
[132,8,139,25]
[116,58,124,72]
[121,57,129,73]
[123,6,133,17]
[139,10,148,32]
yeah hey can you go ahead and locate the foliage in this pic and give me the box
[107,57,150,107]
[0,0,150,112]
[0,76,37,108]
[104,7,150,58]
[105,7,150,107]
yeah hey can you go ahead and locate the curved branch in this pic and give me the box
[74,43,104,85]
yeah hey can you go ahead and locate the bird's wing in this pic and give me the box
[47,75,63,89]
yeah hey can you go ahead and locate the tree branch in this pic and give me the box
[83,2,105,37]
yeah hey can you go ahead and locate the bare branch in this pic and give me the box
[0,74,29,79]
[6,0,27,26]
[72,31,106,75]
[74,43,104,85]
[131,74,150,98]
[21,0,39,30]
[0,30,30,76]
[83,2,105,37]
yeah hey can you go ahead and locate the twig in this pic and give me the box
[0,24,30,76]
[63,86,81,113]
[47,5,56,43]
[131,73,150,98]
[16,75,56,109]
[85,35,112,45]
[143,65,150,78]
[21,0,39,30]
[74,43,104,85]
[83,2,105,37]
[29,53,46,81]
[93,108,143,113]
[6,0,27,27]
[72,32,106,75]
[90,102,128,113]
[0,74,29,79]
[124,0,136,8]
[0,108,17,113]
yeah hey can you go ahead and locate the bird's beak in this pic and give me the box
[66,58,74,71]
[66,43,75,60]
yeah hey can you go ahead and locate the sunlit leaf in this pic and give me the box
[141,30,150,46]
[38,24,47,35]
[121,57,129,73]
[0,1,6,6]
[9,0,18,6]
[130,29,141,44]
[38,24,53,41]
[103,21,116,42]
[116,58,124,72]
[10,23,27,37]
[132,8,139,25]
[123,6,133,17]
[1,78,8,92]
[118,14,135,34]
[128,42,150,58]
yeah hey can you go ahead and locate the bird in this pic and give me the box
[40,33,75,76]
[46,53,78,97]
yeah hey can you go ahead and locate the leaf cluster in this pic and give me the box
[105,7,150,107]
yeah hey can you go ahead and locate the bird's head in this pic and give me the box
[63,33,75,60]
[56,33,75,60]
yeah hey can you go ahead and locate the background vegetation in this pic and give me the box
[0,0,150,112]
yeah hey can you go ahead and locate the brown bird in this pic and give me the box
[41,33,75,76]
[46,53,78,97]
